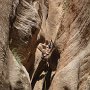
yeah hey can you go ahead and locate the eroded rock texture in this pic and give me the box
[8,49,31,90]
[9,0,41,77]
[0,0,32,90]
[0,0,90,90]
[32,0,90,90]
[0,0,12,89]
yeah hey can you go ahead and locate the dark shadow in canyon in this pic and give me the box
[31,47,60,90]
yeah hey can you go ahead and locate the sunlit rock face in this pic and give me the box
[47,0,90,90]
[8,49,31,90]
[32,0,90,90]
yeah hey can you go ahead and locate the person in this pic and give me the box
[37,40,54,66]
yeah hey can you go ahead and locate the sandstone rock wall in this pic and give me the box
[32,0,90,90]
[8,49,31,90]
[0,0,12,89]
[0,0,90,90]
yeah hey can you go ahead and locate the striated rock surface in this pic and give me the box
[9,0,41,77]
[48,0,90,90]
[0,0,12,89]
[8,49,31,90]
[31,0,90,90]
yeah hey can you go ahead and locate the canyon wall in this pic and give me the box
[0,0,90,90]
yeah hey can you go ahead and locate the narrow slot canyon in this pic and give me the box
[0,0,90,90]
